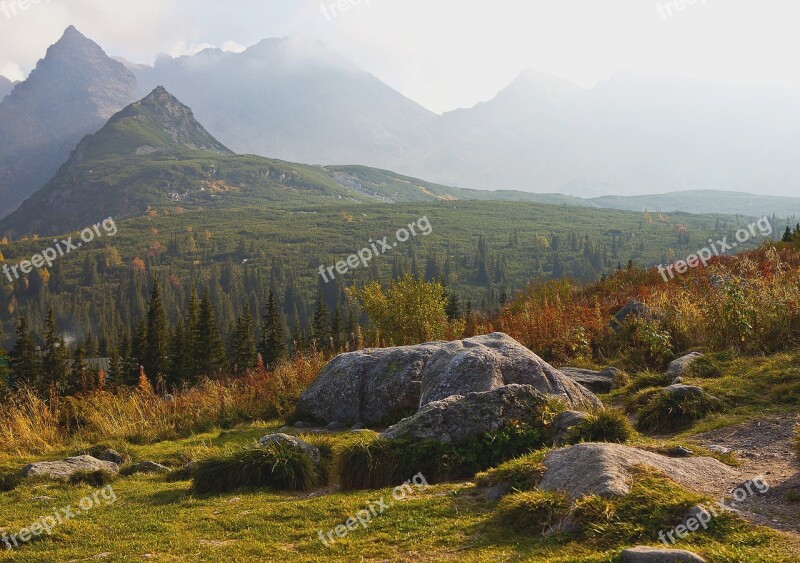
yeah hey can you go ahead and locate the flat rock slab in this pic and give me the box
[539,443,736,498]
[620,546,706,562]
[22,456,119,481]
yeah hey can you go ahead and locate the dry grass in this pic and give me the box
[0,352,326,456]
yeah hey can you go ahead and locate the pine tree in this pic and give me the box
[0,324,11,390]
[233,308,258,373]
[108,346,123,387]
[311,292,330,350]
[10,317,40,390]
[70,346,88,394]
[41,308,69,394]
[144,280,169,382]
[783,226,794,243]
[330,306,344,351]
[445,292,463,321]
[196,290,227,378]
[260,291,287,367]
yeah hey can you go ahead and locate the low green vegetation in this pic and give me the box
[338,421,548,490]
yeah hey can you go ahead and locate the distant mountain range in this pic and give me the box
[0,26,138,219]
[2,84,799,239]
[1,26,800,230]
[126,41,800,199]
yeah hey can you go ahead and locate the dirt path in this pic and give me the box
[689,414,800,536]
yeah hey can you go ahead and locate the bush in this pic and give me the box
[636,390,722,433]
[564,410,633,445]
[495,490,571,534]
[192,442,325,493]
[474,451,547,491]
[338,421,547,490]
[68,470,117,487]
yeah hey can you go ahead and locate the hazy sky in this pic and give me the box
[0,0,797,113]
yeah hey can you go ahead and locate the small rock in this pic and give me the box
[162,394,175,403]
[481,483,510,501]
[293,421,311,429]
[325,422,348,431]
[128,461,170,474]
[621,546,706,562]
[663,384,706,400]
[550,410,591,445]
[98,448,126,465]
[351,423,365,431]
[666,352,704,379]
[667,446,693,458]
[671,377,683,385]
[707,445,732,454]
[278,426,291,433]
[259,433,321,465]
[22,456,119,481]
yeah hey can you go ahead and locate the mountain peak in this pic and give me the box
[78,87,232,160]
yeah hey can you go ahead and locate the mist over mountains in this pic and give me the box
[2,26,800,225]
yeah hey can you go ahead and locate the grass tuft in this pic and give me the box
[636,390,722,433]
[494,490,571,534]
[564,409,634,445]
[192,441,324,493]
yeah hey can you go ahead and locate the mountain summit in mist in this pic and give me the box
[0,26,138,219]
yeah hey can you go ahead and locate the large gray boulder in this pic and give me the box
[296,333,600,425]
[22,455,120,481]
[380,384,551,443]
[419,333,601,411]
[666,352,704,379]
[620,546,706,562]
[295,342,443,425]
[538,443,736,499]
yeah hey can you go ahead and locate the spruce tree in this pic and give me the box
[10,317,40,390]
[260,291,287,367]
[144,280,169,381]
[233,308,258,373]
[41,308,69,394]
[330,306,344,351]
[311,292,330,351]
[196,290,227,378]
[0,324,11,391]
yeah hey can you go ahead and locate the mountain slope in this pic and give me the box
[130,38,436,170]
[0,76,11,100]
[0,26,138,219]
[0,87,386,238]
